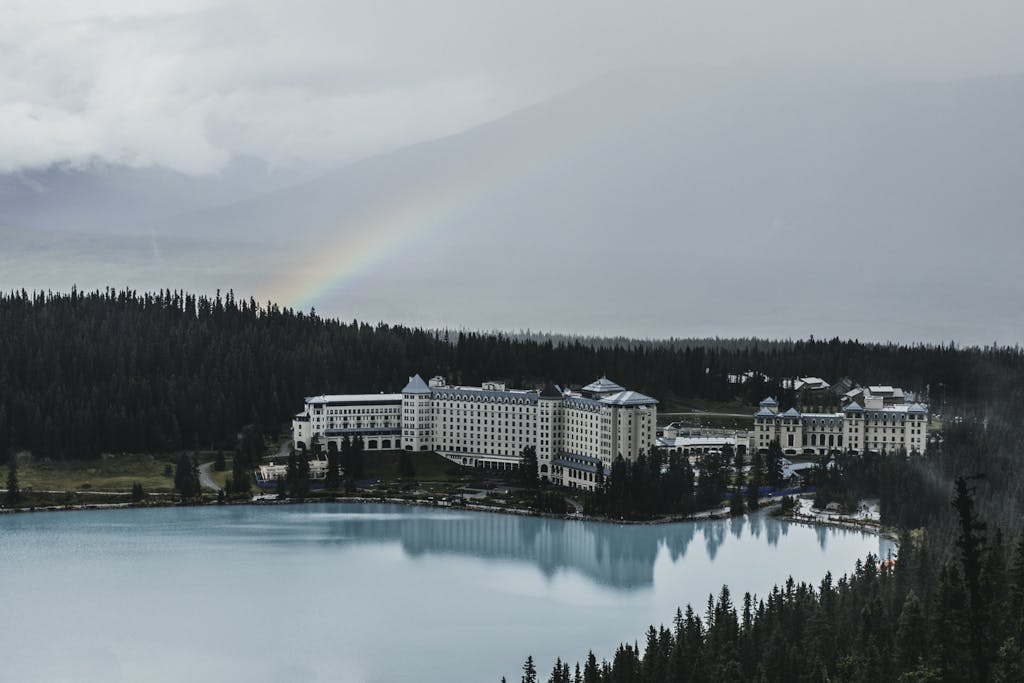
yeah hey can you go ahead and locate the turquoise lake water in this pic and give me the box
[0,503,893,682]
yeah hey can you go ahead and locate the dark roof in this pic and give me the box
[539,382,562,399]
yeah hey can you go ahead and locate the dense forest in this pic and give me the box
[2,287,1024,461]
[520,413,1024,682]
[5,287,1024,680]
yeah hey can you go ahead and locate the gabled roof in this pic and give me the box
[759,397,779,407]
[780,407,801,418]
[600,390,658,406]
[843,401,864,412]
[539,382,562,399]
[907,403,927,414]
[401,374,431,394]
[582,376,625,393]
[754,408,776,417]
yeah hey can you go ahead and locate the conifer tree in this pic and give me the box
[747,450,762,510]
[729,445,745,516]
[521,655,537,683]
[520,445,539,488]
[351,436,366,480]
[766,439,784,489]
[953,476,989,680]
[325,443,341,491]
[5,457,21,506]
[231,454,251,495]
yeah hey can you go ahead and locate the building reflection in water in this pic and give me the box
[279,504,847,590]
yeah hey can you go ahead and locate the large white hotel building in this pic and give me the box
[292,374,658,490]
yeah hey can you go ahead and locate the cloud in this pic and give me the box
[3,0,1024,175]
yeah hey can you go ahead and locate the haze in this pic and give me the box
[3,1,1024,344]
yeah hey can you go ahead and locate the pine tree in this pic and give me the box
[766,439,784,489]
[237,424,264,469]
[213,448,226,472]
[895,591,926,672]
[747,450,761,510]
[952,476,989,681]
[231,454,251,495]
[730,445,746,516]
[351,436,365,480]
[521,655,537,683]
[5,457,21,506]
[326,444,341,491]
[520,446,539,488]
[173,453,200,501]
[290,451,311,498]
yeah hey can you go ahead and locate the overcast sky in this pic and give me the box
[6,1,1024,175]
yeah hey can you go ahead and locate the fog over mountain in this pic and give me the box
[5,67,1022,345]
[4,2,1024,345]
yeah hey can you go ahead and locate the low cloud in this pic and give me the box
[4,1,1024,175]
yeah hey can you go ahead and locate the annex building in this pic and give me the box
[292,374,658,491]
[753,386,929,456]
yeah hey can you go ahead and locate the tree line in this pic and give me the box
[517,403,1024,681]
[3,287,1024,461]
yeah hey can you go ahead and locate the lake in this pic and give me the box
[0,503,893,682]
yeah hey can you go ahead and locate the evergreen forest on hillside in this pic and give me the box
[5,288,1024,680]
[2,287,1024,461]
[519,410,1024,681]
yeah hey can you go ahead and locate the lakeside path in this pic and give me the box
[198,461,221,492]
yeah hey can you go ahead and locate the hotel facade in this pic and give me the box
[753,387,929,456]
[292,374,658,490]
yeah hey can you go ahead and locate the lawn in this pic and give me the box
[16,454,185,493]
[362,451,469,482]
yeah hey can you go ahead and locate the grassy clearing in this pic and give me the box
[363,451,467,482]
[17,454,178,493]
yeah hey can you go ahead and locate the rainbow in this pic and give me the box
[259,179,476,312]
[257,111,609,312]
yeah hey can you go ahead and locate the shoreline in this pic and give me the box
[0,491,897,540]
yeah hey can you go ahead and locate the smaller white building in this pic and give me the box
[292,393,403,452]
[753,390,929,457]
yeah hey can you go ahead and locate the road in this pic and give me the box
[198,461,221,492]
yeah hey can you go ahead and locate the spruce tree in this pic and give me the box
[747,450,762,510]
[520,446,538,488]
[766,439,784,489]
[231,454,251,495]
[521,655,537,683]
[5,457,21,507]
[351,436,365,480]
[953,476,988,680]
[730,446,745,516]
[895,591,926,672]
[325,445,341,491]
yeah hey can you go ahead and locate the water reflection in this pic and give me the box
[243,504,889,590]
